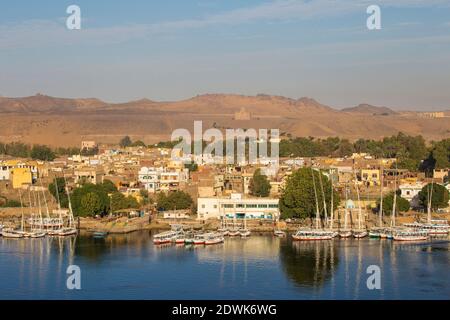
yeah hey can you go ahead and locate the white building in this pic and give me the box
[399,182,425,201]
[138,166,189,193]
[399,182,426,207]
[197,193,279,220]
[138,167,161,193]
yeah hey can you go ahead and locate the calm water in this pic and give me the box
[0,231,449,300]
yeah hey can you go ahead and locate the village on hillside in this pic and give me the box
[1,135,449,237]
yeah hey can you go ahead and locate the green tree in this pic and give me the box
[430,139,450,169]
[71,183,110,217]
[279,168,339,220]
[119,136,132,148]
[131,140,146,147]
[377,192,410,215]
[110,192,139,212]
[30,145,56,161]
[140,189,152,205]
[101,179,118,193]
[156,193,169,211]
[48,177,69,208]
[80,192,102,217]
[156,191,193,211]
[418,183,450,210]
[0,199,21,208]
[249,169,271,197]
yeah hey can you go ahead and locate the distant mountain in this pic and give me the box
[341,104,397,115]
[0,93,449,146]
[0,93,107,113]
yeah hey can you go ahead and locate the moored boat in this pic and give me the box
[273,229,286,238]
[369,227,383,238]
[1,229,25,238]
[353,229,368,239]
[204,233,224,245]
[292,229,335,241]
[239,229,251,237]
[228,229,240,237]
[339,229,352,238]
[193,233,206,245]
[393,229,428,241]
[153,230,178,244]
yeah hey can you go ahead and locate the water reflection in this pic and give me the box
[280,239,339,289]
[0,233,448,299]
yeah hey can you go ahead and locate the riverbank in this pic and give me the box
[2,208,449,234]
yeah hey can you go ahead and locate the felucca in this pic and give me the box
[293,168,335,241]
[352,171,367,239]
[339,183,352,238]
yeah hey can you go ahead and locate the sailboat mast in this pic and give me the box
[54,177,61,210]
[64,176,74,228]
[427,183,433,224]
[318,169,328,227]
[344,184,349,229]
[391,171,397,228]
[330,172,334,230]
[39,179,50,219]
[379,167,384,227]
[37,191,43,231]
[354,172,363,230]
[311,168,320,229]
[18,189,24,232]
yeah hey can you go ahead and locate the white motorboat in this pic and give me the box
[292,229,335,241]
[204,233,224,245]
[393,229,428,241]
[153,230,178,244]
[193,233,206,245]
[273,229,286,238]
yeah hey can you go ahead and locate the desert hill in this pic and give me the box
[0,93,449,147]
[341,103,397,116]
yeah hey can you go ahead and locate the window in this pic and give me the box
[201,204,205,208]
[246,204,258,208]
[268,204,279,208]
[236,204,245,208]
[223,204,234,208]
[258,204,268,208]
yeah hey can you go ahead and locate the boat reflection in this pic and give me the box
[280,239,339,290]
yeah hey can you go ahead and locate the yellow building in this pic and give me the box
[360,169,380,186]
[11,167,32,189]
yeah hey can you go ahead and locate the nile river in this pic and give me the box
[0,231,449,299]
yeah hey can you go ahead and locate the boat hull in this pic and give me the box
[292,235,333,241]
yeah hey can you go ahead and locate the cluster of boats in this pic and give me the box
[291,168,450,242]
[153,222,252,246]
[0,178,77,239]
[153,229,225,246]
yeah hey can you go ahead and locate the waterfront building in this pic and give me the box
[197,193,279,220]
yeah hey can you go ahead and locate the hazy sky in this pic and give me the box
[1,0,450,110]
